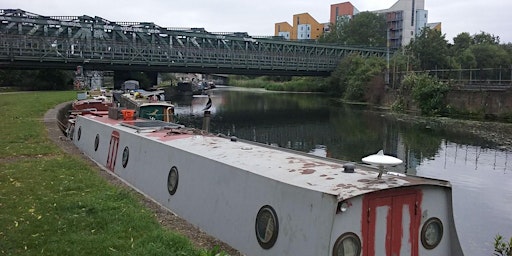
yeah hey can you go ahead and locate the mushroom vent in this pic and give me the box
[343,163,355,173]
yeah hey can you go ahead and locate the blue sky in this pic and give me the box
[1,0,510,43]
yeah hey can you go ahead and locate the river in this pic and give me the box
[170,86,512,256]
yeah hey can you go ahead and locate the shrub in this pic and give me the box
[399,73,449,116]
[494,234,512,256]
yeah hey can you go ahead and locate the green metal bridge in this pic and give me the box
[0,9,387,76]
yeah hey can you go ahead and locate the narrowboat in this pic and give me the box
[70,108,464,256]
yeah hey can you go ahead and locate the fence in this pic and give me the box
[390,68,512,89]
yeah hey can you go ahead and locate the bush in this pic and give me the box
[494,234,512,256]
[399,73,449,116]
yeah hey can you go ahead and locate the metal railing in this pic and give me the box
[390,68,512,89]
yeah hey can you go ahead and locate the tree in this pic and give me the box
[452,32,472,54]
[469,44,510,69]
[36,69,73,90]
[342,12,387,47]
[318,22,345,44]
[319,12,386,47]
[0,69,72,90]
[327,53,359,96]
[407,28,450,70]
[457,49,477,69]
[472,31,500,45]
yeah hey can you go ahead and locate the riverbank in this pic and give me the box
[383,112,512,150]
[228,76,327,92]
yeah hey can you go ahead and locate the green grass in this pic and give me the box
[0,91,221,255]
[228,76,327,92]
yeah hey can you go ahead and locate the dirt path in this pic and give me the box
[44,102,243,256]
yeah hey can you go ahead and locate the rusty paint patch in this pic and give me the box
[301,169,315,174]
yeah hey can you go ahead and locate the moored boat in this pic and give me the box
[116,89,175,122]
[69,109,464,256]
[65,92,113,139]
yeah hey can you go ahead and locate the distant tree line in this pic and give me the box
[0,69,74,90]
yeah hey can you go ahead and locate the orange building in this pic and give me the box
[428,22,442,32]
[275,13,324,40]
[275,22,293,40]
[330,2,359,24]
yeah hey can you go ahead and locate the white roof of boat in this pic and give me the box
[84,115,451,201]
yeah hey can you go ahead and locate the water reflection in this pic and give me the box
[170,86,512,256]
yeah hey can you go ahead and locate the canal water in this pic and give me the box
[170,86,512,256]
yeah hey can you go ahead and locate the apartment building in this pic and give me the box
[330,2,359,24]
[331,0,441,48]
[275,0,441,48]
[274,13,324,40]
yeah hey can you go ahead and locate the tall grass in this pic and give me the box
[228,76,327,92]
[0,91,221,255]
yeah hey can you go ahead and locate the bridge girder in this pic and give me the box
[0,9,388,76]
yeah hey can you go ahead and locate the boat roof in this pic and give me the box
[81,114,451,201]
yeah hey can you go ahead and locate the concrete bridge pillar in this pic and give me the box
[113,71,158,89]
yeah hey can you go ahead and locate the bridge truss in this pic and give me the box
[0,9,387,76]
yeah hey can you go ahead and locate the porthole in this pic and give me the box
[421,217,443,249]
[255,205,279,249]
[167,166,179,195]
[94,134,99,151]
[121,146,129,168]
[77,126,82,141]
[332,232,361,256]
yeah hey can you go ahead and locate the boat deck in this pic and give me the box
[83,114,451,201]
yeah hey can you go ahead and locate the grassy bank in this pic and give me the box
[0,91,220,255]
[228,76,327,92]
